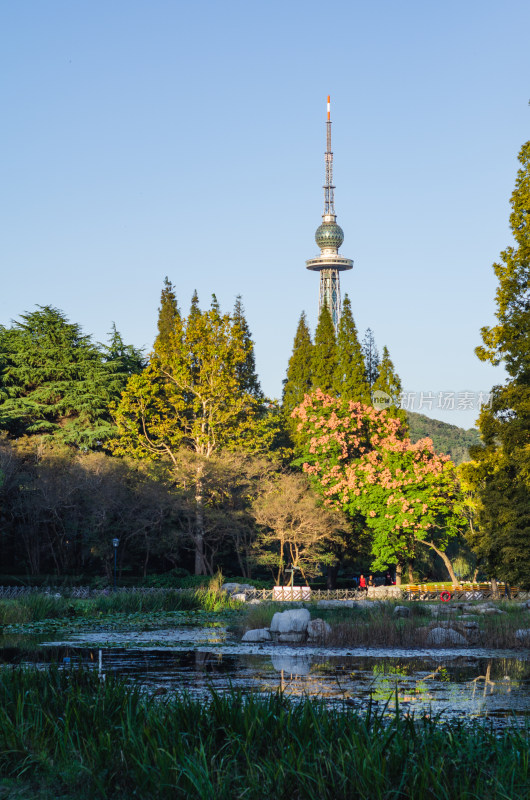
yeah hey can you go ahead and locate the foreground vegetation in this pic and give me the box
[0,668,528,800]
[0,583,238,626]
[238,599,530,650]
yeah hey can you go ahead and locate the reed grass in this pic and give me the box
[0,581,238,626]
[0,667,527,799]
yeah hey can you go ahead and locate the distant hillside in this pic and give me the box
[406,411,480,465]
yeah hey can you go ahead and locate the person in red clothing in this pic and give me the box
[359,574,367,591]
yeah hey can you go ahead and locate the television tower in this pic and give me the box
[306,96,353,332]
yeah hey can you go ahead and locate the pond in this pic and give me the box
[1,623,530,724]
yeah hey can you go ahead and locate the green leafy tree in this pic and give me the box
[293,390,464,583]
[464,141,530,586]
[311,305,337,394]
[0,306,126,448]
[334,295,370,403]
[282,312,313,419]
[112,291,273,574]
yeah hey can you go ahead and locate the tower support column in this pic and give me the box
[319,269,342,329]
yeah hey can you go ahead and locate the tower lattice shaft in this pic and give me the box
[306,95,353,334]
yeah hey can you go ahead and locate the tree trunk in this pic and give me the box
[418,540,458,584]
[491,577,500,598]
[408,560,414,583]
[327,561,340,589]
[194,465,206,575]
[395,562,402,586]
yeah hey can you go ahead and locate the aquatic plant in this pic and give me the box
[0,667,527,799]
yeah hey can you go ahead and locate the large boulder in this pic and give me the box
[307,618,332,642]
[241,628,271,643]
[278,633,307,643]
[393,605,411,618]
[426,627,468,646]
[270,608,310,634]
[222,583,254,595]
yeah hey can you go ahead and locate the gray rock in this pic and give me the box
[241,628,271,643]
[459,620,479,630]
[515,629,530,645]
[317,599,355,609]
[482,607,506,615]
[426,627,468,646]
[231,593,246,602]
[247,598,261,605]
[393,605,411,618]
[460,614,480,620]
[307,618,332,641]
[270,608,310,634]
[278,632,307,643]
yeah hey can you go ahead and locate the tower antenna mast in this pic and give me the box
[306,96,353,332]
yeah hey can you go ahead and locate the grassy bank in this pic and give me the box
[0,667,528,800]
[238,599,530,649]
[0,583,238,626]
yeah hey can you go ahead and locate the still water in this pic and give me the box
[1,625,530,723]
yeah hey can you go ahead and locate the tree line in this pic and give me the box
[0,139,528,587]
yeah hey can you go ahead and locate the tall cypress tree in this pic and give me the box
[372,345,402,400]
[362,328,380,389]
[154,277,181,365]
[233,295,262,398]
[334,295,370,403]
[283,312,314,418]
[312,305,337,394]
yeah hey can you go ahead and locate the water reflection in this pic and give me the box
[1,640,529,723]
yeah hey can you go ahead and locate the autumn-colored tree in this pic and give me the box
[292,390,464,583]
[252,471,347,584]
[112,289,276,574]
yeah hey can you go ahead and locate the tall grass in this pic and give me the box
[0,581,238,625]
[0,667,527,799]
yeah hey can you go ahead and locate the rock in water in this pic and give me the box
[270,608,310,634]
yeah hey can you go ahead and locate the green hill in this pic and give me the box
[406,411,480,465]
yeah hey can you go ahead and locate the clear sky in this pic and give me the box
[1,0,528,430]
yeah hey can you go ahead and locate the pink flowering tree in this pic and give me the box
[292,390,465,584]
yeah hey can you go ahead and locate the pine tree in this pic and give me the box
[103,323,146,380]
[312,305,337,394]
[282,312,314,418]
[362,328,380,389]
[333,295,370,403]
[233,295,262,398]
[0,306,121,447]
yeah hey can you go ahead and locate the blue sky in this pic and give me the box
[1,0,528,429]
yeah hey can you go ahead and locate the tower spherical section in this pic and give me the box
[315,221,344,250]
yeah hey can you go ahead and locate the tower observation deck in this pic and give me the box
[306,96,353,332]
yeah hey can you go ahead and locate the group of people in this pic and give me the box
[356,571,394,590]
